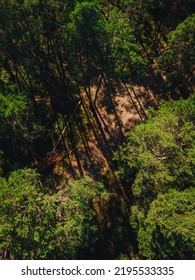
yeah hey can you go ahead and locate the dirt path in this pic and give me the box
[54,81,159,179]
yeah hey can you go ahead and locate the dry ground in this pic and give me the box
[54,81,159,179]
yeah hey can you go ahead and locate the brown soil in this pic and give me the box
[54,81,159,179]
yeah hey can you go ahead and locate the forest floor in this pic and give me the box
[54,80,160,181]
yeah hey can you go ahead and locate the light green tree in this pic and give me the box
[115,95,195,210]
[0,169,107,259]
[115,94,195,259]
[138,188,195,259]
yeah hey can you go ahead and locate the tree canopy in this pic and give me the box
[158,14,195,97]
[115,95,195,205]
[0,168,108,259]
[138,188,195,259]
[115,94,195,259]
[0,0,194,260]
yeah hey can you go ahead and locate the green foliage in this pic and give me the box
[67,0,108,84]
[115,95,195,209]
[0,89,30,163]
[106,8,146,81]
[0,0,194,260]
[158,14,195,96]
[56,177,108,254]
[0,169,107,259]
[0,88,50,138]
[0,90,28,120]
[0,169,44,259]
[117,0,194,59]
[138,188,195,259]
[115,94,195,259]
[67,2,145,84]
[0,87,52,171]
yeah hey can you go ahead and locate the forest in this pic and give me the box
[0,0,194,260]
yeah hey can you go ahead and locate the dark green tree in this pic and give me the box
[158,14,195,97]
[67,0,108,85]
[106,7,146,82]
